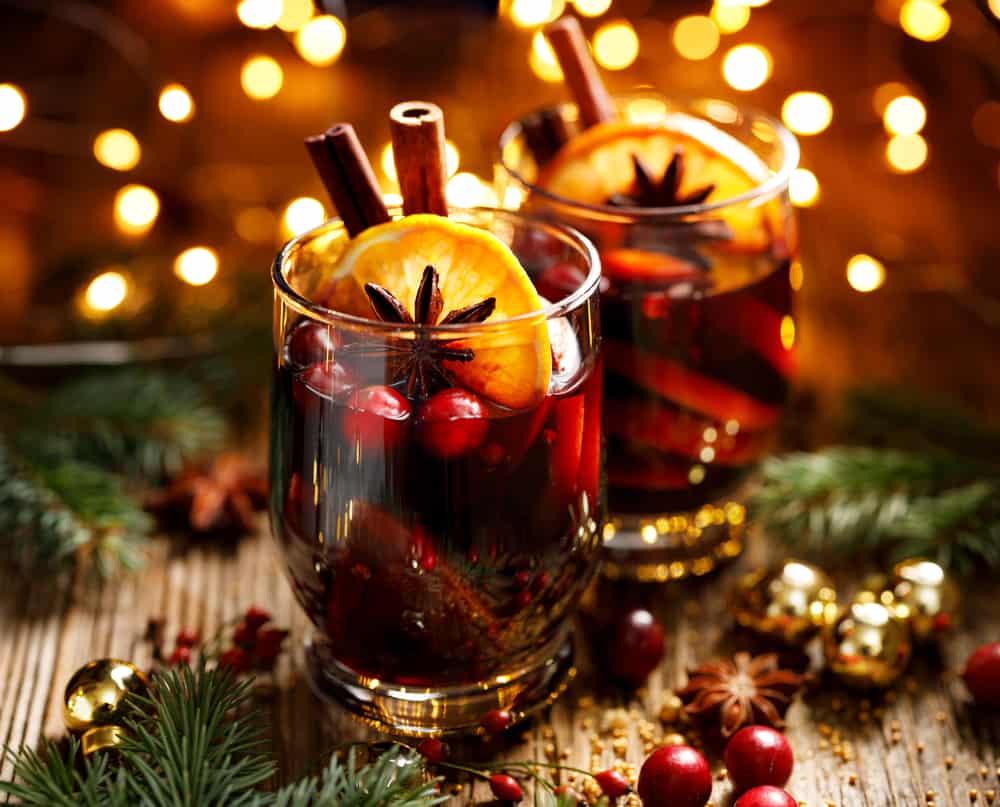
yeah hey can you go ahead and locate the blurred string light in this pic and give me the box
[530,30,563,82]
[886,133,928,172]
[722,44,772,91]
[847,254,885,292]
[284,197,325,236]
[446,173,499,207]
[789,260,803,291]
[780,315,795,350]
[872,81,911,116]
[571,0,612,18]
[508,0,565,28]
[0,83,27,132]
[789,168,819,207]
[711,2,750,34]
[93,128,141,171]
[235,206,278,243]
[174,247,218,286]
[295,15,347,66]
[84,270,128,313]
[159,83,194,122]
[381,141,459,183]
[672,16,720,61]
[241,55,283,100]
[971,101,1000,148]
[625,97,667,124]
[899,0,950,41]
[114,184,159,235]
[277,0,314,32]
[883,95,926,135]
[592,20,639,70]
[781,92,833,135]
[237,0,282,29]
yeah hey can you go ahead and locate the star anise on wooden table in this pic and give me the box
[676,651,805,737]
[146,452,267,536]
[361,264,495,399]
[608,150,716,208]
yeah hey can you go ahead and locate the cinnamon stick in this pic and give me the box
[389,101,449,216]
[522,106,573,165]
[544,16,616,129]
[305,123,390,237]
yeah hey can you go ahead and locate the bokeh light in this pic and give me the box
[625,97,667,124]
[241,55,283,100]
[872,81,911,116]
[781,92,833,135]
[381,141,459,183]
[972,101,1000,149]
[847,254,885,292]
[93,129,141,171]
[509,0,565,28]
[780,315,795,350]
[159,84,194,123]
[883,95,926,135]
[899,0,950,41]
[84,271,128,313]
[277,0,314,32]
[235,206,278,244]
[114,184,159,235]
[284,197,326,236]
[174,247,219,286]
[529,30,563,82]
[886,133,928,172]
[991,0,1000,19]
[237,0,282,29]
[0,83,27,132]
[593,20,639,71]
[711,3,750,33]
[722,45,772,92]
[789,168,820,207]
[295,15,347,66]
[446,173,498,207]
[572,0,612,17]
[789,260,803,291]
[672,16,720,61]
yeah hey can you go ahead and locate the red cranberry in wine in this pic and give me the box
[733,786,798,807]
[286,320,337,368]
[963,641,1000,706]
[417,388,489,459]
[294,362,355,408]
[489,773,523,802]
[594,769,632,798]
[637,745,712,807]
[416,737,445,764]
[609,608,665,687]
[724,725,794,792]
[341,386,411,450]
[480,708,512,734]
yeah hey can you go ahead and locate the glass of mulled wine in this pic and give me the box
[269,207,603,735]
[498,92,799,580]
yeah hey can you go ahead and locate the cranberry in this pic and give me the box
[417,388,489,459]
[733,786,798,807]
[218,647,250,674]
[489,773,523,803]
[286,320,337,368]
[244,606,272,629]
[254,628,288,665]
[553,785,585,804]
[175,628,200,647]
[168,646,192,666]
[594,769,632,798]
[963,641,1000,706]
[342,385,411,450]
[480,708,512,734]
[637,745,712,807]
[293,362,354,408]
[233,621,254,647]
[416,737,445,765]
[609,608,665,687]
[725,726,794,792]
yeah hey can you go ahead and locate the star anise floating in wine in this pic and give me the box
[608,150,716,208]
[676,652,804,738]
[363,264,496,399]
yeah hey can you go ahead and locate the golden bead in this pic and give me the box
[662,732,688,746]
[63,658,149,752]
[889,558,960,641]
[729,560,838,645]
[823,597,912,688]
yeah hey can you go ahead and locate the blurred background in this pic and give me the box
[0,0,998,419]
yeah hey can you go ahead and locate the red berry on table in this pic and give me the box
[609,608,666,687]
[416,737,445,765]
[286,320,337,368]
[218,647,250,674]
[175,628,200,647]
[417,388,489,459]
[293,362,355,408]
[244,605,272,630]
[637,745,712,807]
[480,708,512,734]
[553,785,585,804]
[342,385,411,450]
[489,773,524,802]
[254,628,288,666]
[168,646,192,666]
[233,621,254,647]
[724,725,794,792]
[963,641,1000,706]
[733,785,798,807]
[594,768,632,798]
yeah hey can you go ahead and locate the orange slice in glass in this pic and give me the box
[333,214,551,410]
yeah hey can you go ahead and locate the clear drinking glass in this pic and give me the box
[269,207,603,735]
[497,92,799,581]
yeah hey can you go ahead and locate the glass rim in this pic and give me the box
[271,206,602,333]
[497,92,801,220]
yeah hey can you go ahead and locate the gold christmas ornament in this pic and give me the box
[824,595,912,688]
[729,560,838,645]
[63,658,149,754]
[889,558,960,641]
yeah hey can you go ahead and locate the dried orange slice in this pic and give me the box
[333,214,551,410]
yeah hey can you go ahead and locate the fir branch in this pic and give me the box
[0,737,129,806]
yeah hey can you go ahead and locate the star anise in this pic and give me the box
[676,652,804,737]
[608,151,715,208]
[146,452,267,535]
[363,264,496,399]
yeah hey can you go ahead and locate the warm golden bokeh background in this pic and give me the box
[0,0,998,415]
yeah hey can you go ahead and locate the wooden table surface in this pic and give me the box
[1,525,997,806]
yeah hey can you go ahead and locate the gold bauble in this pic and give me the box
[889,558,960,641]
[729,560,838,645]
[824,597,912,688]
[63,658,149,754]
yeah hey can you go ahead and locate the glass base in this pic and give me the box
[601,501,747,581]
[302,632,576,737]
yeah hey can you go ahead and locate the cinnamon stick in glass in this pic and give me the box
[389,101,449,217]
[306,123,390,237]
[544,16,616,129]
